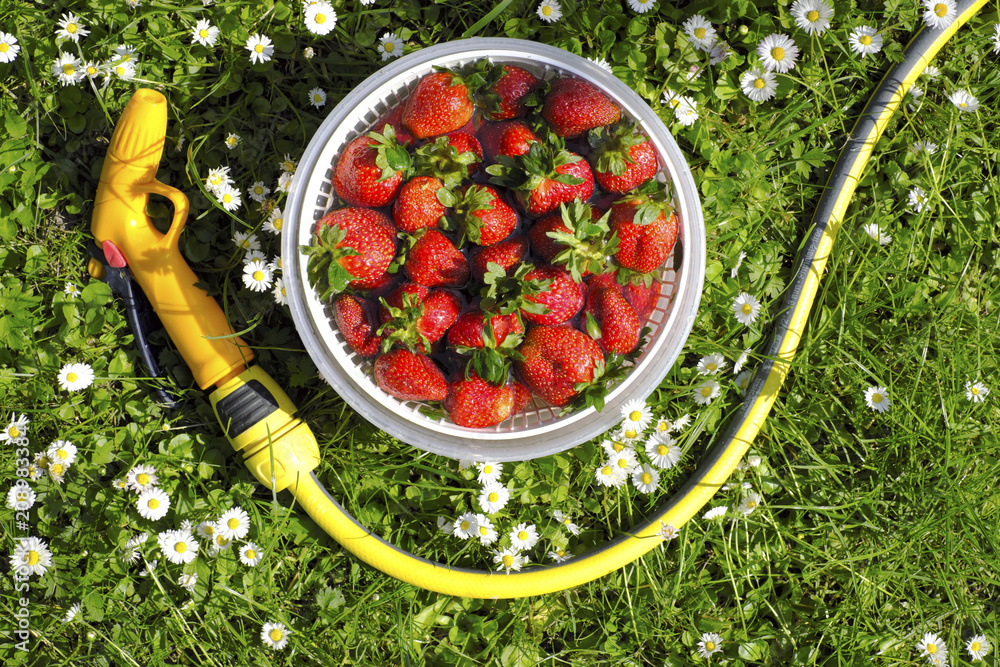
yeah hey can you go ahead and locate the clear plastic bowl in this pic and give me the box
[283,38,706,462]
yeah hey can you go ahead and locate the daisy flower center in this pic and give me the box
[624,429,637,438]
[87,66,97,75]
[959,102,967,108]
[205,525,215,534]
[705,641,716,651]
[200,29,208,38]
[67,372,78,382]
[216,535,228,545]
[51,463,64,475]
[253,270,264,281]
[742,304,753,314]
[694,27,706,39]
[26,551,40,566]
[872,394,883,403]
[612,442,624,452]
[228,518,240,529]
[706,363,717,371]
[927,643,937,654]
[8,426,20,437]
[148,499,159,509]
[657,445,668,455]
[641,473,652,484]
[701,387,712,397]
[274,218,283,229]
[542,7,552,16]
[771,47,785,60]
[479,527,488,536]
[0,44,8,53]
[616,458,628,469]
[137,473,149,485]
[483,465,492,474]
[488,492,499,502]
[747,500,757,508]
[63,64,75,75]
[246,549,256,559]
[860,35,872,46]
[971,642,981,651]
[255,44,264,53]
[502,554,514,567]
[628,410,641,422]
[270,629,283,642]
[934,4,947,17]
[174,542,187,553]
[385,42,395,52]
[807,10,819,21]
[316,13,326,24]
[517,530,528,540]
[116,66,126,75]
[224,194,233,204]
[68,24,78,33]
[754,78,765,89]
[460,521,470,531]
[972,387,980,395]
[601,465,612,476]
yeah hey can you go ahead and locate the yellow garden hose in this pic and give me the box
[285,1,988,598]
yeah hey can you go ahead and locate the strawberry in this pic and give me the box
[444,371,515,428]
[584,285,641,355]
[510,380,533,414]
[476,120,539,163]
[303,208,397,298]
[608,196,678,275]
[486,141,594,217]
[469,235,528,281]
[447,308,524,385]
[333,126,412,208]
[527,201,616,282]
[393,176,452,234]
[402,229,470,287]
[542,76,621,138]
[374,348,448,402]
[515,325,604,407]
[521,265,584,326]
[621,275,661,323]
[452,184,518,247]
[378,283,461,353]
[402,70,474,139]
[588,121,658,193]
[332,294,381,358]
[471,62,541,121]
[413,131,483,189]
[372,103,416,148]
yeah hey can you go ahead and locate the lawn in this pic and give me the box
[2,0,1000,665]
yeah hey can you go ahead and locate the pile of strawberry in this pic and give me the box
[302,59,678,430]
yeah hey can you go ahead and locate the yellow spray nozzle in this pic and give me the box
[105,88,169,183]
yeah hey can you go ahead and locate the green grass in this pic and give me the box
[3,0,1000,665]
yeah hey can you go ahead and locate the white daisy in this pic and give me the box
[196,520,219,540]
[509,523,539,550]
[305,2,337,36]
[239,541,263,566]
[627,0,656,14]
[848,25,883,58]
[437,516,454,535]
[246,34,274,65]
[923,0,957,30]
[698,632,724,658]
[658,521,679,543]
[737,491,762,515]
[268,253,283,274]
[206,166,233,194]
[790,0,834,36]
[993,24,1000,54]
[703,506,727,520]
[478,482,510,514]
[601,437,634,458]
[109,60,136,81]
[56,13,90,43]
[949,89,979,113]
[277,171,294,193]
[58,362,95,391]
[757,33,799,73]
[308,87,327,109]
[1,412,29,441]
[696,353,726,375]
[48,460,70,484]
[191,19,219,47]
[12,537,53,577]
[218,506,251,540]
[608,449,639,478]
[864,385,891,413]
[178,573,198,591]
[7,481,36,511]
[452,512,478,539]
[63,602,82,623]
[378,32,403,61]
[536,0,562,23]
[693,379,720,405]
[631,464,660,493]
[261,621,290,650]
[733,348,752,375]
[588,56,613,73]
[303,46,315,59]
[862,222,892,246]
[652,418,671,436]
[917,633,948,664]
[114,44,138,63]
[966,634,990,660]
[234,231,260,253]
[923,65,941,79]
[965,380,989,403]
[616,425,644,443]
[48,440,78,466]
[620,398,652,431]
[208,533,232,555]
[674,96,699,126]
[661,88,681,109]
[682,15,716,51]
[595,462,624,488]
[52,53,82,86]
[709,41,730,65]
[476,462,503,485]
[82,62,102,79]
[548,547,572,562]
[278,154,298,174]
[734,370,752,394]
[264,208,285,235]
[474,514,498,545]
[493,547,529,573]
[740,67,778,103]
[158,529,199,565]
[733,292,762,325]
[646,434,682,469]
[126,464,158,493]
[248,181,271,203]
[225,133,241,150]
[215,186,241,215]
[912,140,938,154]
[551,510,581,536]
[272,277,288,305]
[909,186,929,212]
[136,488,170,521]
[0,32,20,64]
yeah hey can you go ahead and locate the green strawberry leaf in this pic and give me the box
[300,224,360,300]
[368,125,413,182]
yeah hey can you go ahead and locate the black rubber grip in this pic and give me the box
[215,380,280,438]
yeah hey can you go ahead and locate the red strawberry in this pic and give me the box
[403,229,470,287]
[527,201,612,281]
[378,283,461,353]
[486,142,594,218]
[332,294,381,357]
[621,276,661,323]
[469,235,528,281]
[542,76,621,138]
[444,371,515,428]
[521,265,584,326]
[510,380,533,414]
[402,71,474,139]
[608,197,678,274]
[307,208,397,297]
[413,131,483,189]
[584,286,641,355]
[372,104,416,148]
[374,349,448,402]
[446,309,521,350]
[515,325,604,406]
[333,127,411,208]
[588,121,658,193]
[453,184,518,246]
[473,63,541,121]
[393,176,451,234]
[476,120,539,163]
